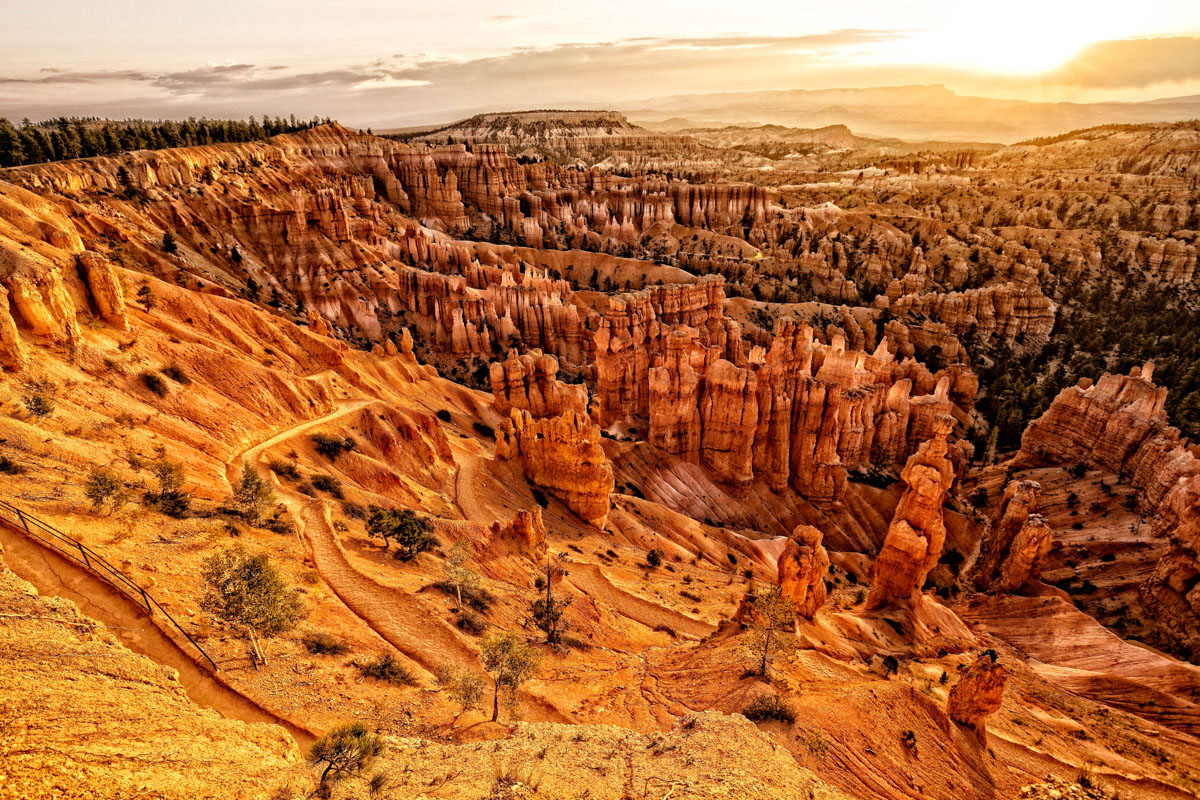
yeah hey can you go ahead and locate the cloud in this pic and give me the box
[0,69,151,85]
[1045,36,1200,88]
[485,14,528,23]
[0,31,911,117]
[5,31,1193,128]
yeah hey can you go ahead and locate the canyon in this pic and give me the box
[1,115,1200,800]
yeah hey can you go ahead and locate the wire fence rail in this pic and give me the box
[0,499,218,671]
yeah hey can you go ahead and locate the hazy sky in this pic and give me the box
[3,0,1200,126]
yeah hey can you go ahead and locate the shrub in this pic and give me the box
[0,455,26,475]
[436,661,485,717]
[902,729,917,752]
[161,230,178,254]
[268,459,301,481]
[311,433,356,461]
[161,363,191,385]
[21,379,57,419]
[436,409,452,423]
[472,421,495,438]
[367,506,435,560]
[741,694,796,723]
[969,487,989,508]
[232,464,275,525]
[940,549,965,573]
[302,632,350,656]
[357,653,415,686]
[456,609,488,635]
[311,473,344,499]
[264,516,295,536]
[297,481,316,497]
[141,371,169,397]
[341,500,367,519]
[146,457,190,518]
[85,466,129,513]
[882,655,900,677]
[645,548,663,568]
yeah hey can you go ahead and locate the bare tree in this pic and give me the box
[529,553,572,645]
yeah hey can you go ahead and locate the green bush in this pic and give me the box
[0,455,26,475]
[268,460,301,481]
[356,653,415,686]
[341,500,367,519]
[161,363,191,385]
[367,506,435,560]
[232,464,275,525]
[311,473,344,499]
[456,609,488,635]
[141,371,169,397]
[85,466,128,513]
[302,632,350,656]
[741,694,796,723]
[21,379,56,420]
[311,433,356,461]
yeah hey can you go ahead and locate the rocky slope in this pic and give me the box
[0,559,302,799]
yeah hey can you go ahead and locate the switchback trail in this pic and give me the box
[228,398,481,676]
[568,563,715,640]
[297,499,481,675]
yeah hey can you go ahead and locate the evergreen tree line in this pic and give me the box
[0,115,329,168]
[973,269,1200,454]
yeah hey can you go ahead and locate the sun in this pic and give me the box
[889,0,1136,76]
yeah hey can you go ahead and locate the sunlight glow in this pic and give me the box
[886,0,1139,75]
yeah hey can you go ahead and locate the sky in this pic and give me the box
[3,0,1200,127]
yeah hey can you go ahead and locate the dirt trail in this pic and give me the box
[298,500,481,675]
[0,523,317,748]
[227,397,375,487]
[225,397,481,676]
[568,563,715,640]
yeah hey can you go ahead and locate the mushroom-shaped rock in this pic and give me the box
[948,653,1006,744]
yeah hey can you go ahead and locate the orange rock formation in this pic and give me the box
[489,349,587,419]
[495,409,615,527]
[777,524,831,621]
[868,416,956,609]
[948,653,1007,744]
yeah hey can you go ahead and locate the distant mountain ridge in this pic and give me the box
[624,84,1200,143]
[396,109,696,163]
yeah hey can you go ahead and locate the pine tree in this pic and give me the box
[529,553,572,645]
[201,546,303,668]
[231,464,275,525]
[479,631,539,722]
[136,280,156,311]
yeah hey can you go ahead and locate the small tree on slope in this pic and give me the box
[201,546,302,668]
